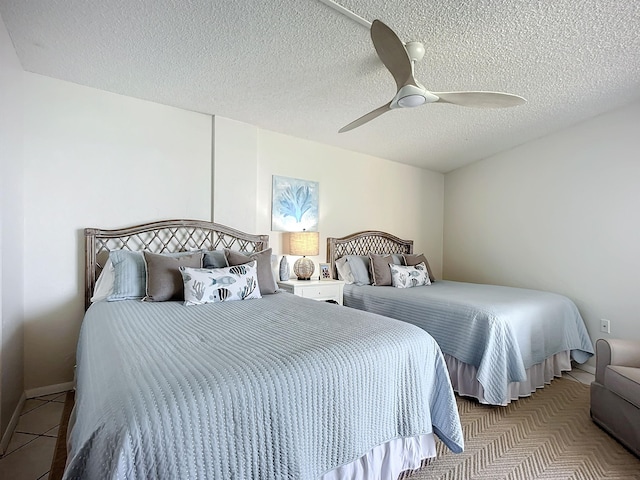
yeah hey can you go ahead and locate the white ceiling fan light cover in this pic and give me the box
[391,85,438,109]
[397,95,426,108]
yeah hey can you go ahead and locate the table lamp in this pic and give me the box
[289,230,319,280]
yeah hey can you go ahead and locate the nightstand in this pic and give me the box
[277,279,345,305]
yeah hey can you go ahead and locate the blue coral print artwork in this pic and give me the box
[272,175,319,232]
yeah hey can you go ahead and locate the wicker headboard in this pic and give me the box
[84,219,269,310]
[326,231,413,278]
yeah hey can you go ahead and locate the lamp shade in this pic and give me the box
[288,231,319,257]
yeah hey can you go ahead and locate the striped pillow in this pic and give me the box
[108,250,203,301]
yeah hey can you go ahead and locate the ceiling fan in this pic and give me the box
[339,19,526,133]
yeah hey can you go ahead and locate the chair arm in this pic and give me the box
[595,338,640,384]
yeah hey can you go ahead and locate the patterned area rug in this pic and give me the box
[405,378,640,480]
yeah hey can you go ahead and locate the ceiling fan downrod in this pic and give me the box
[316,0,372,29]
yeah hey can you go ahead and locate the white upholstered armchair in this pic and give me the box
[590,338,640,457]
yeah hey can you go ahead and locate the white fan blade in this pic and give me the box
[339,104,392,133]
[371,20,413,90]
[433,91,526,108]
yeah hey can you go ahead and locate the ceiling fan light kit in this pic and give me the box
[397,94,426,108]
[339,18,526,133]
[392,85,438,109]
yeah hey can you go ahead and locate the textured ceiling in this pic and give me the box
[1,0,639,172]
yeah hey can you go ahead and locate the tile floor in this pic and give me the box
[0,392,67,480]
[564,368,596,385]
[0,369,596,480]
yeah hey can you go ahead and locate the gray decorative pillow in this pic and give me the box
[369,253,404,286]
[225,248,277,295]
[335,257,355,284]
[344,255,371,285]
[143,251,203,302]
[203,250,228,269]
[390,262,431,288]
[180,262,262,305]
[403,253,435,282]
[390,254,405,265]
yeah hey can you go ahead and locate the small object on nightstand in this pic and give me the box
[319,262,331,280]
[279,255,290,281]
[277,279,345,305]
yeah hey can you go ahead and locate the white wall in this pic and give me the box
[22,73,212,390]
[212,117,258,233]
[15,93,443,393]
[0,11,25,446]
[212,118,445,277]
[17,71,637,390]
[444,101,640,368]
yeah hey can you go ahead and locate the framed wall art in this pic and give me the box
[271,175,319,232]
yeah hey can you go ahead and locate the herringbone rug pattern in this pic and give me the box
[406,378,640,480]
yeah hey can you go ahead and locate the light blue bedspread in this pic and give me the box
[344,281,594,405]
[64,293,463,480]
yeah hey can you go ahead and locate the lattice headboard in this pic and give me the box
[326,231,413,278]
[84,219,269,310]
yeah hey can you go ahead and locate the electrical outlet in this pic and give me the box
[600,319,610,334]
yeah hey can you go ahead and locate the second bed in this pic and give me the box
[328,230,594,406]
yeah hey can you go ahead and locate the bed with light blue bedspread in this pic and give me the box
[343,280,594,405]
[65,292,463,480]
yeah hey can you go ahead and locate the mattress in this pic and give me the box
[64,292,463,479]
[343,280,594,405]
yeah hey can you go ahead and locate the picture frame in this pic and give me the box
[319,263,332,281]
[271,175,319,232]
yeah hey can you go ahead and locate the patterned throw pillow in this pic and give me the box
[389,262,432,288]
[180,261,262,306]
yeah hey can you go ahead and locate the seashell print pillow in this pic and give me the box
[179,261,262,306]
[389,262,432,289]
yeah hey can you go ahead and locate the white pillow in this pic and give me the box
[180,261,262,306]
[90,259,115,303]
[335,257,355,284]
[389,262,431,288]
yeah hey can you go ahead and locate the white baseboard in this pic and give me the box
[575,364,595,375]
[0,392,26,455]
[25,381,75,399]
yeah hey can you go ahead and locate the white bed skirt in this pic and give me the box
[68,402,436,480]
[68,408,436,480]
[320,433,436,480]
[445,350,572,406]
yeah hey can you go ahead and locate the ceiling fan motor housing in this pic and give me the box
[404,41,425,62]
[391,84,439,109]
